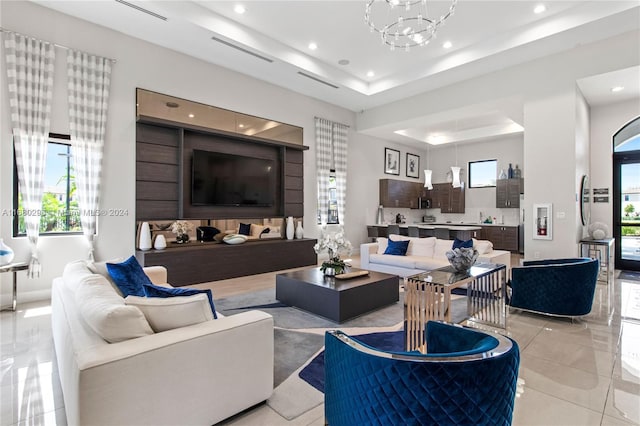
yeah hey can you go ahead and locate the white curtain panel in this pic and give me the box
[315,118,332,225]
[332,123,348,226]
[4,32,56,278]
[67,50,112,261]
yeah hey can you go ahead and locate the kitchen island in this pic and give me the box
[367,223,482,241]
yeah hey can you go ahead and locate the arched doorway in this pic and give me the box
[613,116,640,271]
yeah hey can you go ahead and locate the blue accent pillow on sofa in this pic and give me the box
[106,255,152,297]
[143,284,218,319]
[238,223,251,236]
[452,238,473,249]
[383,239,410,256]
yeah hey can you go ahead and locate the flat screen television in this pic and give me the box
[191,149,275,207]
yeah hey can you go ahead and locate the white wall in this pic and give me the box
[423,135,524,226]
[0,1,366,304]
[590,99,640,233]
[575,87,591,242]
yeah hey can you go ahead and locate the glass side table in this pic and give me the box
[404,263,507,352]
[579,238,614,286]
[1,262,29,311]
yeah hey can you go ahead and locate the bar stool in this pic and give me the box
[408,226,420,237]
[387,224,400,236]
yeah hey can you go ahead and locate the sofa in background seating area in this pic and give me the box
[360,235,511,277]
[52,260,274,425]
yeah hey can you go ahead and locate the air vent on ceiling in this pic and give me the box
[115,0,167,21]
[211,36,274,63]
[296,72,339,89]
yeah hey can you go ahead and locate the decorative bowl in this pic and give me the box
[223,234,248,245]
[445,247,479,273]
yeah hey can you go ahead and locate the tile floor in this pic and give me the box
[1,271,639,425]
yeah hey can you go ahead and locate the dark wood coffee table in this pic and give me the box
[275,267,399,323]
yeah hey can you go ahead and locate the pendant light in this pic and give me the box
[424,145,433,189]
[451,143,461,188]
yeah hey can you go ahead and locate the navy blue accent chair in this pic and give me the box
[324,322,520,426]
[508,257,599,317]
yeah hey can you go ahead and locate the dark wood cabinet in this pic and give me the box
[496,178,523,208]
[432,183,465,213]
[136,238,317,286]
[481,225,518,251]
[379,179,421,208]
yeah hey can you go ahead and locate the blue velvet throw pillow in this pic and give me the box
[143,284,218,319]
[452,238,473,249]
[238,223,251,236]
[106,255,152,297]
[383,239,410,256]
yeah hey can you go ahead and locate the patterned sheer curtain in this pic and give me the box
[315,117,349,225]
[67,50,112,261]
[4,32,55,278]
[332,123,348,226]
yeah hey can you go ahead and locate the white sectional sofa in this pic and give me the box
[52,260,274,425]
[360,235,511,277]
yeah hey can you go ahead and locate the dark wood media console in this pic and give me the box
[136,238,318,286]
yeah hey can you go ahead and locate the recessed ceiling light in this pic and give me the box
[308,42,318,51]
[443,41,452,49]
[534,4,546,14]
[234,4,246,14]
[611,86,625,93]
[367,71,375,78]
[238,124,245,128]
[188,113,195,118]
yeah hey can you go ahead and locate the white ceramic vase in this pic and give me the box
[139,222,152,251]
[153,234,167,250]
[286,216,295,240]
[0,238,15,266]
[295,221,304,239]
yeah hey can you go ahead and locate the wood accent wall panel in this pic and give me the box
[136,238,318,286]
[136,123,180,220]
[284,148,304,217]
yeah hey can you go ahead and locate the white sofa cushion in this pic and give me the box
[433,238,454,259]
[87,258,124,296]
[370,253,417,269]
[415,258,450,270]
[473,238,494,255]
[407,237,436,257]
[376,237,388,254]
[75,274,154,343]
[125,294,214,332]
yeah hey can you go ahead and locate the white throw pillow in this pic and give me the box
[473,239,494,255]
[125,294,214,332]
[75,275,153,343]
[407,237,436,257]
[433,239,454,260]
[376,237,388,254]
[250,223,266,237]
[87,258,124,296]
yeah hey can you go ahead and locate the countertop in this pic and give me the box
[368,223,482,231]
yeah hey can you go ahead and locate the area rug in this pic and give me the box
[299,330,404,393]
[214,288,469,420]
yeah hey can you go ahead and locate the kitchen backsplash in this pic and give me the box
[376,207,520,226]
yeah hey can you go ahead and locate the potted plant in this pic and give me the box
[171,220,193,243]
[313,227,353,276]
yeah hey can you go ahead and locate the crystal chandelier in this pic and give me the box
[365,0,457,52]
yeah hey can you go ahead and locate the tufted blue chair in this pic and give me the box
[508,257,599,317]
[324,322,520,426]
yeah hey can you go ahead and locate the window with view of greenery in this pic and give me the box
[14,137,82,236]
[317,170,339,224]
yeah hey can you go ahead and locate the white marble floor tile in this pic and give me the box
[604,377,640,425]
[523,334,618,377]
[535,324,621,354]
[512,387,603,426]
[519,353,611,412]
[602,414,638,425]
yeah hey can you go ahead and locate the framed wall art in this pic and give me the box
[384,148,400,175]
[406,153,420,178]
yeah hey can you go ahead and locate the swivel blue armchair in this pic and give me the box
[508,257,599,317]
[324,322,520,426]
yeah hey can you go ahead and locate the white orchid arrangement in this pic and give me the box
[314,227,353,274]
[170,220,193,235]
